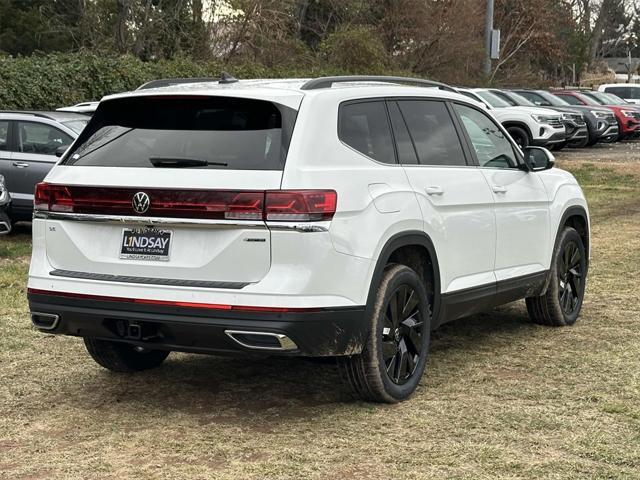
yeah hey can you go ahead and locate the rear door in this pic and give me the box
[452,103,551,281]
[41,95,300,286]
[390,99,497,293]
[10,120,72,215]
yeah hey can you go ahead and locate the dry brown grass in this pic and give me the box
[1,143,640,479]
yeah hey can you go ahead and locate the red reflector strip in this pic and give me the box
[27,288,319,313]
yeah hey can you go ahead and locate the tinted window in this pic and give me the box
[454,104,517,169]
[0,121,8,151]
[490,90,518,106]
[397,100,466,166]
[517,91,548,105]
[387,102,418,164]
[556,94,583,106]
[17,122,72,155]
[339,101,395,164]
[64,97,296,170]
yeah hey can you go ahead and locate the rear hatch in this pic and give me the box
[37,93,301,286]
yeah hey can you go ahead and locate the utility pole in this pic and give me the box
[484,0,494,77]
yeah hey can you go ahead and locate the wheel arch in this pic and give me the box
[541,205,590,295]
[502,121,533,141]
[366,231,442,325]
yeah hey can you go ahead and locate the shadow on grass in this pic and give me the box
[46,303,534,424]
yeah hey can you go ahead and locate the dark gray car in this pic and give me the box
[510,90,619,145]
[0,174,10,234]
[0,111,88,222]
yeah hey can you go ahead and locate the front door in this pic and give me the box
[452,103,551,282]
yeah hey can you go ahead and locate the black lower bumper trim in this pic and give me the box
[49,269,249,290]
[27,293,368,357]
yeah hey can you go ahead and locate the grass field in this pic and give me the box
[1,143,639,479]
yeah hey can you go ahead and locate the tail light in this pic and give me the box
[265,190,337,221]
[34,183,337,222]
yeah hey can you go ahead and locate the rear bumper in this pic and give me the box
[27,291,368,357]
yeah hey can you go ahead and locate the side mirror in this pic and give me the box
[55,145,69,158]
[522,146,555,171]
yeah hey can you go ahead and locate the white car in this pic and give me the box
[28,76,590,403]
[597,83,640,104]
[56,102,99,115]
[456,88,567,148]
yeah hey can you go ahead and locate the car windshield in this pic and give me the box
[538,92,571,106]
[506,91,536,107]
[581,91,610,105]
[62,119,89,134]
[474,90,512,108]
[600,92,627,105]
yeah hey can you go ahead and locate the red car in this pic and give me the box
[552,90,640,140]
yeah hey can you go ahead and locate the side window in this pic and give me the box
[338,101,395,164]
[0,121,8,151]
[387,102,418,164]
[397,100,467,166]
[17,122,73,156]
[454,104,517,169]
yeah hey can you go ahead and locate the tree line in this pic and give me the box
[1,0,639,86]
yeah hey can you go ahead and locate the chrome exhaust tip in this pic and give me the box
[31,312,60,331]
[224,330,298,351]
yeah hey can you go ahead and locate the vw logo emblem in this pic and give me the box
[132,192,150,214]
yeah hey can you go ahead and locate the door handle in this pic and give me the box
[12,162,30,169]
[425,186,444,196]
[492,185,507,194]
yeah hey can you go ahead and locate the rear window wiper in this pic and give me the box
[149,157,228,168]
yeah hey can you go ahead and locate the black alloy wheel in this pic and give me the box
[526,226,587,326]
[558,240,584,315]
[339,264,432,403]
[381,285,424,385]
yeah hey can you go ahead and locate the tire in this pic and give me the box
[526,227,587,326]
[338,264,432,403]
[568,134,589,149]
[506,126,531,148]
[0,211,11,235]
[84,338,169,372]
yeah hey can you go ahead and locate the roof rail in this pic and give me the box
[300,75,457,93]
[137,72,239,90]
[0,111,56,120]
[137,77,218,90]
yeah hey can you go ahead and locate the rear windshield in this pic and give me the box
[63,96,297,170]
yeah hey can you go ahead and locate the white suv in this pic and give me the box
[456,88,567,148]
[28,76,590,403]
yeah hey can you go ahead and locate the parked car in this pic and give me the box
[456,87,566,148]
[56,102,99,116]
[28,75,590,403]
[551,90,640,140]
[0,174,11,235]
[488,89,588,149]
[512,89,619,145]
[0,111,89,222]
[597,83,640,104]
